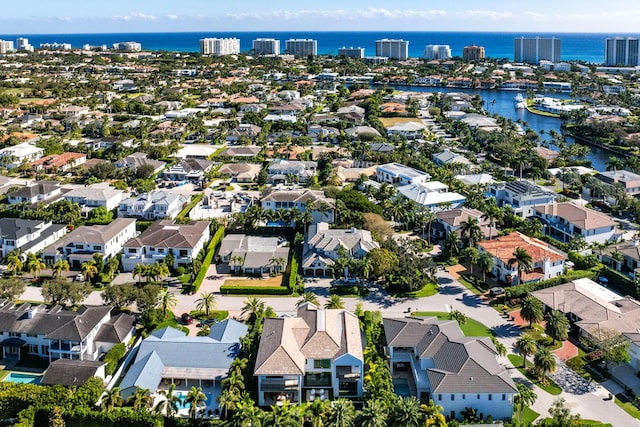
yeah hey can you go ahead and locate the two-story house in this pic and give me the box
[114,152,166,175]
[595,170,640,197]
[64,185,126,213]
[41,218,136,269]
[477,231,566,285]
[0,301,135,364]
[432,208,496,240]
[261,189,335,225]
[533,202,619,244]
[384,316,517,421]
[267,160,317,184]
[0,218,68,258]
[7,181,64,205]
[29,152,87,173]
[118,191,187,220]
[0,142,44,169]
[397,181,466,212]
[225,124,262,144]
[302,222,379,276]
[254,303,364,406]
[121,220,210,272]
[376,162,431,186]
[487,181,556,218]
[162,158,213,183]
[217,234,289,275]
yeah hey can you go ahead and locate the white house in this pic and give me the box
[7,181,63,205]
[376,162,430,186]
[118,191,187,220]
[0,218,68,258]
[0,142,44,169]
[398,181,466,212]
[487,181,556,218]
[267,160,317,184]
[64,185,126,212]
[261,189,335,224]
[532,202,619,245]
[217,234,289,275]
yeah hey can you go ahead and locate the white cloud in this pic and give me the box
[113,12,157,22]
[226,8,448,21]
[166,14,179,20]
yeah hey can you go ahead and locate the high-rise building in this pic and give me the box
[40,42,72,51]
[605,37,640,66]
[423,45,452,60]
[375,39,409,60]
[463,45,486,61]
[252,38,280,55]
[514,37,561,64]
[113,41,142,52]
[338,47,365,59]
[285,39,317,57]
[0,40,14,54]
[200,38,241,56]
[16,38,33,52]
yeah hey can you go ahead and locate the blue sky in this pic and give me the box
[2,1,640,34]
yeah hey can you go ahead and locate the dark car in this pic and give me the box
[181,313,193,324]
[489,286,505,297]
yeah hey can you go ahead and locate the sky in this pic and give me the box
[2,1,640,34]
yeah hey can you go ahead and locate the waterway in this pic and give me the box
[385,84,611,171]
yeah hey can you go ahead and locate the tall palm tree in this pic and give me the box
[460,247,479,276]
[154,383,180,417]
[217,388,238,420]
[185,386,207,419]
[534,346,557,382]
[520,295,544,328]
[443,231,462,256]
[230,358,248,378]
[156,289,177,318]
[607,156,624,172]
[459,217,484,248]
[27,255,46,279]
[221,371,246,398]
[515,334,538,368]
[357,399,388,427]
[296,291,319,308]
[508,247,533,285]
[241,296,265,325]
[328,398,356,427]
[306,399,329,427]
[101,387,123,412]
[127,387,152,410]
[6,252,23,275]
[514,383,538,425]
[476,251,494,283]
[81,260,99,282]
[232,399,263,427]
[196,291,217,318]
[52,259,70,279]
[325,294,345,309]
[544,310,570,345]
[265,401,304,427]
[481,205,502,240]
[153,261,170,282]
[132,263,147,283]
[391,396,422,427]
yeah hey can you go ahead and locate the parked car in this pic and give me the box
[343,277,360,285]
[489,286,505,297]
[181,313,193,324]
[74,273,85,282]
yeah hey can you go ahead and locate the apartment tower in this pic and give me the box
[514,37,561,64]
[605,37,640,66]
[252,38,280,56]
[375,39,409,60]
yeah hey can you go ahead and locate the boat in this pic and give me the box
[514,93,526,109]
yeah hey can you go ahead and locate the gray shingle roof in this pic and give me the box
[123,220,210,250]
[41,359,105,387]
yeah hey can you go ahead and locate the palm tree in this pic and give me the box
[534,346,557,382]
[514,383,538,424]
[154,383,180,417]
[6,252,23,275]
[356,400,388,427]
[266,401,304,427]
[325,294,345,309]
[101,387,123,412]
[230,358,248,378]
[459,217,484,248]
[127,387,152,410]
[508,247,533,285]
[328,399,356,427]
[196,291,217,318]
[241,296,265,325]
[544,310,570,345]
[476,251,494,283]
[156,289,177,318]
[81,260,99,282]
[132,263,147,283]
[221,371,246,397]
[52,259,70,279]
[443,231,462,256]
[296,291,319,308]
[391,396,422,427]
[515,334,538,368]
[306,399,329,427]
[481,205,502,240]
[185,386,207,418]
[607,156,625,172]
[26,255,46,279]
[232,399,263,427]
[449,310,468,325]
[520,295,544,328]
[152,261,170,282]
[230,255,245,273]
[460,247,479,276]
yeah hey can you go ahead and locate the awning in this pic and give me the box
[336,366,360,379]
[1,338,26,348]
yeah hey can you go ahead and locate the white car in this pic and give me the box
[74,273,85,282]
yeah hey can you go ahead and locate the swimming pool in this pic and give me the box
[175,392,214,409]
[392,378,412,397]
[2,372,42,385]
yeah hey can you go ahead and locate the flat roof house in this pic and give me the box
[487,181,555,218]
[261,189,335,225]
[595,170,640,196]
[376,162,430,186]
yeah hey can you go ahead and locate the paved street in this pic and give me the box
[16,266,640,425]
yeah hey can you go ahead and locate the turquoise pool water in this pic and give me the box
[175,392,214,409]
[392,378,412,397]
[3,372,42,384]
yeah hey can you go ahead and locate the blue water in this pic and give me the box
[392,378,412,397]
[175,391,213,409]
[2,372,42,384]
[1,31,639,63]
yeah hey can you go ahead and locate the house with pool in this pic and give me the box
[383,316,517,422]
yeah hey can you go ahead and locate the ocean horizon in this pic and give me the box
[2,31,640,63]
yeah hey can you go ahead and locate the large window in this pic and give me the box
[314,359,331,369]
[304,372,331,387]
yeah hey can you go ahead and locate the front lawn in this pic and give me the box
[520,406,540,425]
[411,311,492,337]
[407,283,439,298]
[507,354,562,395]
[223,275,283,287]
[615,394,640,420]
[457,274,486,295]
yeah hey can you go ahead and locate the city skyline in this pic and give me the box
[2,1,640,34]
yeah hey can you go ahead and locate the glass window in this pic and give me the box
[314,359,331,369]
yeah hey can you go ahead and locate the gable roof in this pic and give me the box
[124,220,209,250]
[533,202,617,230]
[94,313,136,343]
[41,359,105,387]
[209,319,249,343]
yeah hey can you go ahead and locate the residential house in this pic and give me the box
[302,222,379,276]
[7,181,64,205]
[432,208,496,241]
[261,189,335,224]
[175,145,217,160]
[0,218,68,258]
[477,231,566,285]
[595,170,640,197]
[599,240,640,281]
[383,316,516,421]
[385,121,427,139]
[29,152,86,173]
[455,173,496,187]
[0,301,135,364]
[344,126,381,141]
[267,160,317,184]
[115,152,166,174]
[308,125,339,144]
[0,142,44,169]
[433,149,473,170]
[41,218,136,269]
[336,105,366,124]
[487,181,556,218]
[533,202,619,244]
[377,163,430,186]
[63,185,126,213]
[120,320,247,405]
[41,359,107,387]
[122,220,210,271]
[219,146,263,159]
[118,191,188,220]
[254,303,364,406]
[398,182,466,212]
[218,163,263,183]
[225,124,262,144]
[86,137,134,151]
[217,234,289,275]
[162,158,213,183]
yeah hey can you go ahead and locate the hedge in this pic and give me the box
[220,285,292,295]
[286,249,300,292]
[505,269,597,298]
[189,227,225,293]
[34,407,163,427]
[176,193,204,220]
[601,267,638,299]
[104,342,126,375]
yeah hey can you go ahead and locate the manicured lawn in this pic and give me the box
[507,354,562,395]
[0,369,7,380]
[615,393,640,420]
[457,275,484,295]
[189,310,229,322]
[178,274,191,286]
[408,283,439,298]
[223,275,283,287]
[522,325,563,351]
[520,406,540,425]
[412,311,492,337]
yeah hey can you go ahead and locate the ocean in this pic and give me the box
[2,31,640,63]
